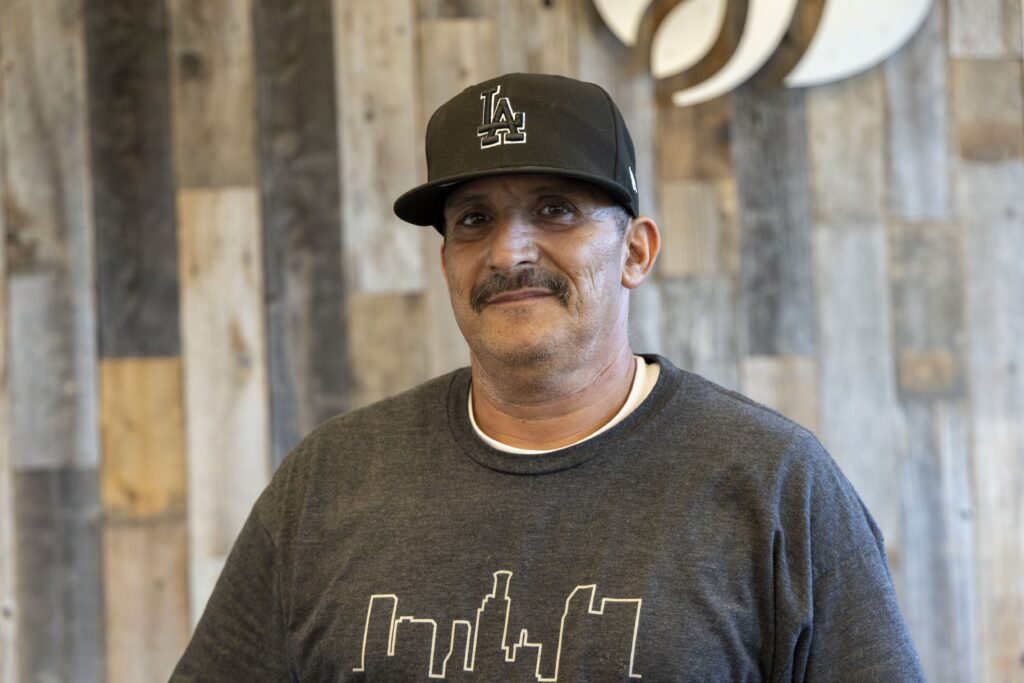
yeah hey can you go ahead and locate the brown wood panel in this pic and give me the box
[730,86,815,357]
[740,355,819,434]
[959,160,1024,682]
[417,19,496,377]
[951,59,1024,162]
[334,0,423,293]
[168,0,258,187]
[657,97,733,182]
[13,468,104,682]
[100,358,186,520]
[949,0,1023,58]
[887,221,965,399]
[657,180,725,277]
[1,0,100,469]
[86,0,180,357]
[177,187,271,623]
[255,0,349,463]
[659,276,738,390]
[346,292,428,410]
[813,223,903,588]
[884,3,951,221]
[103,518,189,683]
[806,69,886,222]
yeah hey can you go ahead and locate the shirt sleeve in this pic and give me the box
[801,548,925,682]
[169,509,293,682]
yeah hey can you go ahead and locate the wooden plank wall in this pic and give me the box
[0,1,1022,681]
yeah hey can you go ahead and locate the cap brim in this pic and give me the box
[393,166,637,230]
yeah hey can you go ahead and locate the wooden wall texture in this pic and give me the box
[0,0,1022,680]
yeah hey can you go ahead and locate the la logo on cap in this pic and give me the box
[477,85,526,149]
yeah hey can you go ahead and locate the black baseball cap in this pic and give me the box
[394,72,640,232]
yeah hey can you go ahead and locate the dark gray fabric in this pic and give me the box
[171,356,924,681]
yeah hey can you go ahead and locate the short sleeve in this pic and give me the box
[802,549,925,681]
[169,509,293,682]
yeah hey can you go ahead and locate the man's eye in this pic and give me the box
[539,202,574,218]
[457,211,490,226]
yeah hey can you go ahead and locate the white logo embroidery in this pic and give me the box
[628,166,638,192]
[592,0,934,107]
[478,85,527,148]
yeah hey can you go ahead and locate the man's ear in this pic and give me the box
[621,216,660,289]
[439,239,448,278]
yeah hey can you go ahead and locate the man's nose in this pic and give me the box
[486,212,539,272]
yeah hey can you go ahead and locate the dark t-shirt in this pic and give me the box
[171,356,924,681]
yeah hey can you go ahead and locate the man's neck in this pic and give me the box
[468,344,637,451]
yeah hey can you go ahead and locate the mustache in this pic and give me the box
[469,269,571,312]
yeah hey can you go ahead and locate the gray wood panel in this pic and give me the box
[959,160,1024,682]
[948,0,1023,58]
[898,398,977,683]
[806,69,886,223]
[14,468,104,683]
[255,0,349,463]
[884,3,951,221]
[730,85,815,357]
[168,0,259,187]
[333,0,423,293]
[1,0,100,469]
[659,276,738,390]
[0,88,14,682]
[86,0,180,358]
[814,223,903,584]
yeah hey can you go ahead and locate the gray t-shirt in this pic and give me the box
[171,356,924,681]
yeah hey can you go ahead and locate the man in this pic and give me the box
[172,73,923,681]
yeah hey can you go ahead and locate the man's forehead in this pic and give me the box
[444,174,613,208]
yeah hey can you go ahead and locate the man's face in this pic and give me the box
[441,174,632,370]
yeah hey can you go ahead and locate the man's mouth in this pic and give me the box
[486,288,554,305]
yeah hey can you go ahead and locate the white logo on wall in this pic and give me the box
[593,0,934,107]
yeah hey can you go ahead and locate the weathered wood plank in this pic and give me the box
[951,59,1024,162]
[168,0,258,187]
[255,0,348,463]
[806,69,886,222]
[86,0,180,357]
[887,221,966,399]
[1,0,100,469]
[417,19,496,377]
[813,223,903,587]
[14,468,104,683]
[898,398,977,683]
[657,180,724,277]
[345,292,427,410]
[659,276,738,390]
[100,358,186,520]
[657,96,733,182]
[740,355,819,434]
[103,518,189,683]
[0,74,15,682]
[177,187,271,624]
[958,160,1024,682]
[494,0,576,76]
[730,86,815,357]
[948,0,1023,58]
[333,0,423,292]
[884,2,951,221]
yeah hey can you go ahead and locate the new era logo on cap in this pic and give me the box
[477,85,526,148]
